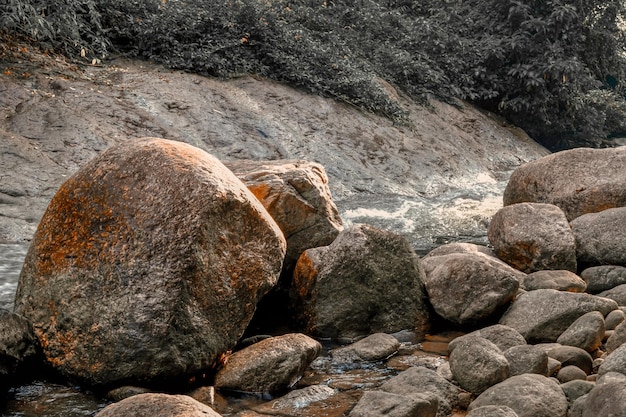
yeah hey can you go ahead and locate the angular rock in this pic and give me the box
[606,322,626,353]
[291,224,430,340]
[468,374,568,417]
[348,390,438,417]
[521,270,586,292]
[94,393,223,417]
[214,333,320,394]
[556,365,587,383]
[503,344,548,376]
[331,333,400,364]
[448,325,526,353]
[581,265,626,294]
[14,138,287,386]
[449,336,509,395]
[597,284,626,306]
[488,202,577,273]
[605,309,626,330]
[421,252,521,326]
[499,289,617,343]
[503,147,626,221]
[467,405,519,417]
[379,366,460,417]
[571,207,626,267]
[556,311,605,353]
[581,381,626,417]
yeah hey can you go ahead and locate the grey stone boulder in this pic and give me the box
[214,333,320,394]
[556,311,605,353]
[560,379,595,405]
[94,393,223,417]
[378,366,461,417]
[0,309,39,389]
[348,391,438,417]
[14,138,287,387]
[571,207,626,267]
[543,345,593,375]
[467,406,519,417]
[330,333,400,364]
[605,309,626,330]
[521,270,586,292]
[422,242,496,260]
[448,325,526,353]
[421,252,521,326]
[606,321,626,353]
[488,203,577,273]
[252,384,341,416]
[449,336,509,395]
[556,365,587,383]
[468,374,568,417]
[581,381,626,417]
[503,147,626,221]
[581,265,626,294]
[291,224,430,340]
[503,345,548,376]
[597,283,626,306]
[499,289,617,343]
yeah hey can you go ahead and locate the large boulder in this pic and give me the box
[581,381,626,417]
[291,224,430,340]
[503,147,626,221]
[571,207,626,267]
[94,393,222,417]
[421,252,521,326]
[520,270,586,293]
[448,324,527,353]
[499,289,617,343]
[487,203,577,273]
[14,138,287,387]
[581,265,626,294]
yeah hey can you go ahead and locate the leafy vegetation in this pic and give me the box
[2,0,626,150]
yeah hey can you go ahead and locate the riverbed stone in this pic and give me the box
[560,379,595,404]
[349,390,438,417]
[581,265,626,294]
[571,207,626,267]
[498,289,618,343]
[503,344,548,376]
[605,309,626,330]
[502,147,626,221]
[543,345,593,375]
[605,321,626,353]
[521,270,586,292]
[556,311,605,353]
[13,138,287,387]
[448,325,526,354]
[421,242,496,260]
[581,381,626,417]
[468,374,568,417]
[449,336,509,395]
[291,224,430,340]
[252,384,348,416]
[421,252,521,326]
[0,309,38,389]
[466,406,519,417]
[330,333,400,364]
[94,393,223,417]
[488,202,577,273]
[556,365,587,383]
[214,333,320,394]
[597,283,626,306]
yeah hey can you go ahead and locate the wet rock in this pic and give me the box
[503,344,548,376]
[349,390,438,417]
[291,224,430,340]
[252,384,349,416]
[14,138,287,387]
[543,345,593,375]
[107,386,152,402]
[605,322,626,353]
[379,366,460,417]
[448,325,526,353]
[0,309,38,389]
[449,336,509,395]
[559,379,594,405]
[502,147,626,221]
[421,252,521,326]
[605,309,626,330]
[556,311,605,353]
[571,207,626,267]
[488,202,577,273]
[520,270,586,292]
[331,333,400,364]
[466,405,519,417]
[214,333,320,394]
[581,381,626,417]
[94,393,222,417]
[556,365,587,383]
[581,265,626,294]
[597,283,626,305]
[468,374,568,417]
[498,289,617,343]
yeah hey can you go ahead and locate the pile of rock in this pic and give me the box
[2,141,626,417]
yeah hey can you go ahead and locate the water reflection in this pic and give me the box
[0,244,28,311]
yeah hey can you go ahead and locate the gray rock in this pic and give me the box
[569,395,587,417]
[422,242,496,260]
[556,311,605,353]
[559,380,595,404]
[605,309,626,330]
[348,390,438,417]
[252,384,339,415]
[557,365,587,383]
[94,393,223,417]
[597,342,626,377]
[331,333,400,364]
[449,336,510,395]
[291,224,430,340]
[548,357,562,377]
[503,147,626,221]
[488,202,577,273]
[106,386,152,402]
[543,345,593,375]
[448,325,527,354]
[597,283,626,306]
[571,207,626,267]
[14,138,287,387]
[606,322,626,353]
[504,345,549,376]
[214,333,320,394]
[581,265,626,294]
[498,289,617,343]
[468,374,568,417]
[421,252,521,326]
[379,366,460,417]
[581,381,626,417]
[521,270,586,292]
[467,406,519,417]
[597,371,626,385]
[0,309,38,377]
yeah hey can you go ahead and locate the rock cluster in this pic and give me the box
[3,143,626,416]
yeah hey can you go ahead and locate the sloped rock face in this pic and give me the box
[14,138,286,387]
[503,147,626,221]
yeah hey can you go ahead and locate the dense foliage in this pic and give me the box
[2,0,626,150]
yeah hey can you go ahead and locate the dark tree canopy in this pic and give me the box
[2,0,626,150]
